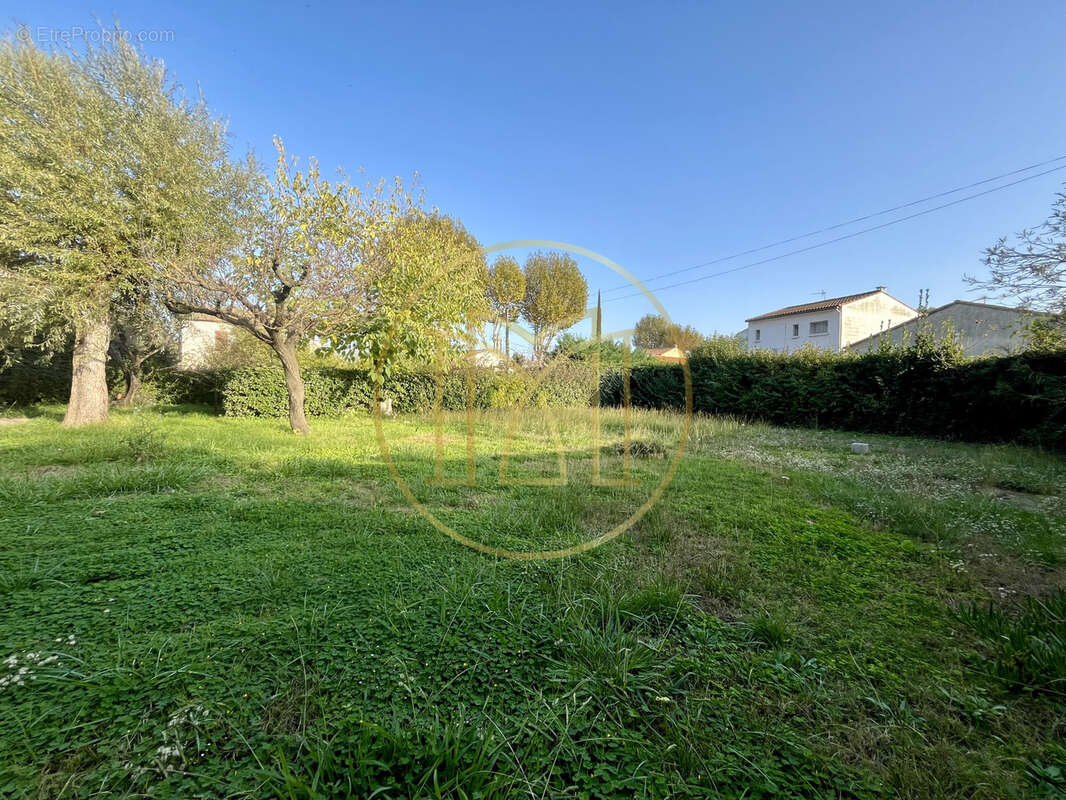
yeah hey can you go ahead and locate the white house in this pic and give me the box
[847,300,1039,357]
[469,349,506,368]
[746,288,917,354]
[177,314,236,369]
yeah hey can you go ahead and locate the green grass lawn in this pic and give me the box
[0,405,1063,799]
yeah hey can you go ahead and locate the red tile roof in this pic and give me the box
[646,347,686,362]
[746,289,899,322]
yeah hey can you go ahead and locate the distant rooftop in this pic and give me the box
[746,288,911,322]
[645,347,686,362]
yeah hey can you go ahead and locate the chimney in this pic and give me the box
[875,285,886,292]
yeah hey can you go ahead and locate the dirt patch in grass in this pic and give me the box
[336,482,389,508]
[603,439,668,459]
[30,463,83,478]
[262,678,318,735]
[962,540,1066,603]
[636,530,752,621]
[977,482,1051,513]
[0,416,31,427]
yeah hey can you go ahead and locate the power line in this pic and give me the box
[602,154,1066,295]
[607,162,1066,302]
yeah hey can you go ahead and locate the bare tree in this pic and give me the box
[974,198,1066,311]
[969,189,1066,349]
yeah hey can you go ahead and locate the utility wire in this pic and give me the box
[608,162,1066,302]
[602,154,1066,295]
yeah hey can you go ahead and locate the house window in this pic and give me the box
[809,320,828,335]
[792,324,799,338]
[754,329,761,342]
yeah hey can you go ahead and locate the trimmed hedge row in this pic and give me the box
[6,345,1063,448]
[0,355,72,406]
[221,360,600,417]
[601,349,1066,448]
[0,356,599,414]
[146,368,231,407]
[0,345,229,408]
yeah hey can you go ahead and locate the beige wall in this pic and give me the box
[848,302,1035,357]
[178,319,235,369]
[840,294,918,347]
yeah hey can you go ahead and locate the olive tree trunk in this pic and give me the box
[272,338,310,435]
[62,306,111,427]
[118,367,142,407]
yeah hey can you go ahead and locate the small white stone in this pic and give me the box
[850,442,870,454]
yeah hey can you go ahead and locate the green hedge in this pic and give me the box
[0,355,230,408]
[146,368,232,407]
[0,353,73,406]
[600,349,1066,448]
[0,357,597,414]
[7,343,1063,448]
[220,360,600,418]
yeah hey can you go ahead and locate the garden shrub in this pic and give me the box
[0,346,231,408]
[219,361,600,418]
[0,352,72,405]
[602,347,1066,448]
[145,368,233,407]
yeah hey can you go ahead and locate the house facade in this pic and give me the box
[469,349,506,368]
[746,288,917,354]
[177,314,236,369]
[847,300,1037,357]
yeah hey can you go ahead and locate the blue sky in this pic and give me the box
[9,1,1066,339]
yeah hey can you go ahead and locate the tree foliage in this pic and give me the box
[358,212,488,373]
[486,255,525,358]
[552,333,657,367]
[632,314,705,351]
[0,30,232,425]
[109,289,178,406]
[521,251,588,360]
[161,139,421,433]
[971,188,1066,350]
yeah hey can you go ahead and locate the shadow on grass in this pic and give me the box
[0,404,65,421]
[140,403,222,417]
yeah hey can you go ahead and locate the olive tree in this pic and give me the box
[109,290,177,406]
[0,31,232,425]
